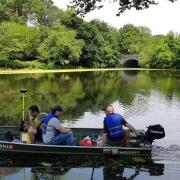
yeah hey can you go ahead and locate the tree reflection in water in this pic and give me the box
[0,155,164,180]
[31,167,70,180]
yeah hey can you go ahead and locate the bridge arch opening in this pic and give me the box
[122,59,139,68]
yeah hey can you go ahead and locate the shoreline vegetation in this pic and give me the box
[0,68,179,75]
[0,1,180,70]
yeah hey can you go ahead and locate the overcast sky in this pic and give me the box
[53,0,180,35]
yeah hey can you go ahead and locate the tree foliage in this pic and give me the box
[139,32,180,69]
[37,23,84,67]
[70,0,177,16]
[0,22,39,67]
[0,0,61,26]
[118,24,141,54]
[0,0,179,69]
[76,20,121,67]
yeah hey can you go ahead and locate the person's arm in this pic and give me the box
[58,127,71,133]
[34,113,47,129]
[102,133,108,143]
[102,120,108,143]
[34,120,42,129]
[53,118,71,133]
[28,111,35,127]
[125,123,140,136]
[122,117,140,136]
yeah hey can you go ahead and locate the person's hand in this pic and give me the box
[29,111,33,120]
[135,130,141,137]
[66,128,72,132]
[28,111,35,127]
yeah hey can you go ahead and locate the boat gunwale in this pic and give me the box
[0,140,152,150]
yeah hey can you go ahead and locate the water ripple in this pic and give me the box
[152,145,180,164]
[123,93,149,118]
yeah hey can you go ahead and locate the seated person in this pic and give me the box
[42,104,74,146]
[102,105,140,146]
[28,105,47,144]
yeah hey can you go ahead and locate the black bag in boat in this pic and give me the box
[145,124,165,143]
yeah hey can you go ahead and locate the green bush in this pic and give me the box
[0,59,45,69]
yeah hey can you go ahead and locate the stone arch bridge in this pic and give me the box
[120,54,140,67]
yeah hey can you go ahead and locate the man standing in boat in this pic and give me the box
[42,104,74,146]
[102,105,140,146]
[28,105,47,144]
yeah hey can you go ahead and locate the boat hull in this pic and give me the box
[0,126,151,157]
[0,141,151,156]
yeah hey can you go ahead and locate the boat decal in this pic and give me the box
[118,151,141,155]
[103,148,141,155]
[0,143,13,150]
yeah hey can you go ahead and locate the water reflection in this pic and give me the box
[0,167,20,176]
[0,70,179,126]
[152,145,180,164]
[0,70,180,179]
[121,70,139,81]
[31,167,70,180]
[0,156,164,180]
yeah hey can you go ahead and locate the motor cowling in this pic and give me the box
[145,124,165,144]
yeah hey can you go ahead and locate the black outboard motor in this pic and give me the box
[145,124,165,144]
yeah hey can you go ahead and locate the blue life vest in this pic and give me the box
[42,113,60,137]
[104,113,125,140]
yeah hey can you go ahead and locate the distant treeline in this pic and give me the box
[0,0,180,69]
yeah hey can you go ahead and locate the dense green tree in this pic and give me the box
[0,0,29,23]
[76,20,120,67]
[118,24,152,54]
[29,0,63,26]
[149,43,175,68]
[60,9,84,30]
[59,11,121,68]
[165,32,180,68]
[140,32,180,69]
[0,22,39,67]
[0,1,180,69]
[118,24,140,54]
[37,23,84,67]
[0,0,61,26]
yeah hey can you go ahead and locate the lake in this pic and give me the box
[0,69,180,179]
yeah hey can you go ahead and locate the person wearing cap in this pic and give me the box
[42,105,74,146]
[27,105,47,144]
[102,105,140,146]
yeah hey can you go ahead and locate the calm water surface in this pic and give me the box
[0,70,180,179]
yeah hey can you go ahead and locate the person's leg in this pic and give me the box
[106,130,130,146]
[48,132,74,145]
[121,130,129,145]
[35,129,43,142]
[28,126,37,144]
[107,138,121,146]
[65,132,74,145]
